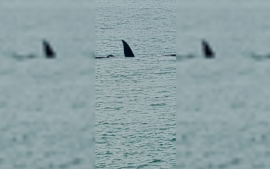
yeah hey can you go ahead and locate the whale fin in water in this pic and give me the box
[122,40,135,57]
[95,55,115,59]
[42,40,56,58]
[202,40,215,58]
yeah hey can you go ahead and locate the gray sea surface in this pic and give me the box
[0,0,95,168]
[96,0,176,168]
[177,1,270,168]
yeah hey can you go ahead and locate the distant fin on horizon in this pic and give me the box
[164,54,176,56]
[202,40,215,58]
[43,40,56,58]
[122,40,135,57]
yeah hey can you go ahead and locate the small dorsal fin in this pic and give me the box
[202,39,215,58]
[43,39,56,58]
[122,40,135,57]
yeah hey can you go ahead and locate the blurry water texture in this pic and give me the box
[96,0,176,168]
[0,0,95,168]
[177,0,270,168]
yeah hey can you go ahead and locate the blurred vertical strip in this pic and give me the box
[176,1,180,168]
[176,1,270,168]
[90,0,95,168]
[0,0,95,168]
[89,0,95,168]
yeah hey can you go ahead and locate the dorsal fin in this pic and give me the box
[42,40,56,58]
[122,40,135,57]
[202,40,215,58]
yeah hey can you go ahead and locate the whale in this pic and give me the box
[43,40,56,58]
[95,40,135,58]
[122,40,176,57]
[95,39,175,59]
[95,54,115,59]
[202,39,215,58]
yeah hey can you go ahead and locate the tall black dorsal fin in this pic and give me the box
[202,40,215,58]
[122,40,135,57]
[43,40,56,58]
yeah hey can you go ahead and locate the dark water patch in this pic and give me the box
[249,134,268,143]
[212,157,243,169]
[0,101,7,108]
[230,100,246,109]
[264,151,270,156]
[150,103,166,106]
[95,141,107,144]
[58,158,84,169]
[150,159,162,163]
[8,132,34,146]
[113,107,123,110]
[106,151,113,155]
[43,151,59,158]
[249,52,270,61]
[159,128,168,131]
[177,54,196,61]
[252,163,266,169]
[153,71,174,75]
[13,163,27,168]
[136,164,148,168]
[9,53,38,61]
[72,101,87,109]
[119,165,136,169]
[230,158,242,165]
[101,133,115,137]
[0,158,4,165]
[0,67,16,76]
[170,138,176,142]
